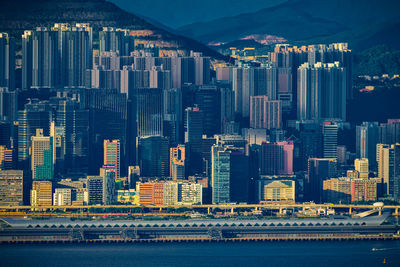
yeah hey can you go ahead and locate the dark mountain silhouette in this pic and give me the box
[178,0,400,51]
[0,0,227,60]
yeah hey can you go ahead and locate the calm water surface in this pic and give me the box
[1,241,400,266]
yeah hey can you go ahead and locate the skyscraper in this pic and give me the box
[306,158,337,203]
[193,52,211,86]
[59,24,92,87]
[52,98,89,175]
[220,86,235,133]
[31,129,54,181]
[232,65,280,118]
[195,85,221,136]
[170,145,186,180]
[354,158,369,179]
[22,30,33,89]
[131,88,163,137]
[18,100,53,168]
[0,88,17,122]
[277,67,293,112]
[99,27,134,56]
[211,144,251,204]
[297,121,322,170]
[306,43,353,100]
[250,96,282,129]
[149,65,171,89]
[322,121,338,159]
[169,51,210,88]
[184,106,204,175]
[103,140,121,180]
[101,166,116,205]
[377,143,400,199]
[22,23,93,89]
[136,136,169,177]
[30,27,59,88]
[260,141,293,175]
[277,141,294,175]
[229,148,250,203]
[85,89,127,173]
[356,122,379,168]
[261,142,283,175]
[211,145,230,204]
[297,62,347,121]
[0,33,15,90]
[379,119,400,145]
[163,88,182,145]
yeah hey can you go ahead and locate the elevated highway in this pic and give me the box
[0,203,399,216]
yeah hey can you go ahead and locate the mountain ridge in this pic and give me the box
[0,0,227,60]
[109,0,287,28]
[178,0,400,51]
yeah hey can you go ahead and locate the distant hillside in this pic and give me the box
[109,0,286,28]
[178,0,400,51]
[0,0,226,60]
[354,45,400,76]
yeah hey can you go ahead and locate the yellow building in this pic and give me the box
[117,189,139,205]
[262,180,295,203]
[163,181,203,205]
[323,176,379,203]
[354,158,369,178]
[31,181,52,206]
[323,178,351,203]
[0,146,13,170]
[351,179,377,202]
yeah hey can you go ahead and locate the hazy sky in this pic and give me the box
[109,0,286,28]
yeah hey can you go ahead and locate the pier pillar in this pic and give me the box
[159,207,162,212]
[379,209,382,216]
[207,207,211,215]
[395,208,399,216]
[279,208,282,214]
[231,207,234,214]
[349,207,352,215]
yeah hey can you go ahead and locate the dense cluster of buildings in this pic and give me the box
[0,23,399,207]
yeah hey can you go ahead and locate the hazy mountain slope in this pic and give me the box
[0,0,227,60]
[109,0,286,28]
[178,0,400,49]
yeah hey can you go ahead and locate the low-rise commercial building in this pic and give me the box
[117,189,139,205]
[0,170,24,205]
[31,181,52,206]
[53,188,72,206]
[138,182,164,205]
[262,180,295,204]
